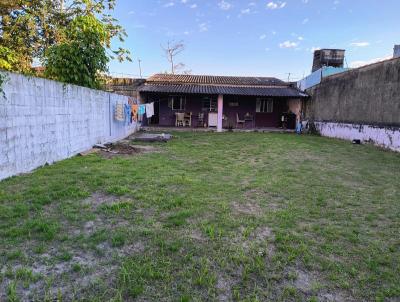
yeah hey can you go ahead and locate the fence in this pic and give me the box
[0,72,138,180]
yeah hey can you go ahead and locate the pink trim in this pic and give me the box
[217,94,223,132]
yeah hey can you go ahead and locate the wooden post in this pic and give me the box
[217,94,223,132]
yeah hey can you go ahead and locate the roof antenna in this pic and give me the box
[138,58,143,78]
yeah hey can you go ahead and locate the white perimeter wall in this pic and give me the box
[0,72,138,180]
[315,121,400,152]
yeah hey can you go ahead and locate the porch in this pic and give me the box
[140,126,296,133]
[141,94,303,131]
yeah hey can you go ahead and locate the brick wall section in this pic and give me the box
[0,72,137,180]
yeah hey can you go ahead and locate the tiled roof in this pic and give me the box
[139,74,309,98]
[145,74,285,86]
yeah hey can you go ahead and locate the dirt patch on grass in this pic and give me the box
[188,229,207,242]
[98,142,157,159]
[81,192,120,209]
[243,189,286,211]
[216,273,236,302]
[232,201,262,216]
[0,236,145,301]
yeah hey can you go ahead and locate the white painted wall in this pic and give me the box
[0,72,138,180]
[315,122,400,152]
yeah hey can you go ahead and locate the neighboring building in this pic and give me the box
[312,49,345,72]
[297,66,349,91]
[138,74,308,131]
[298,49,348,90]
[105,77,145,98]
[394,45,400,58]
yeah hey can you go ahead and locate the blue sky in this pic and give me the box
[108,0,400,80]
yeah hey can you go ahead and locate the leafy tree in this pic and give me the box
[0,0,130,75]
[0,0,64,72]
[44,15,109,89]
[0,46,17,71]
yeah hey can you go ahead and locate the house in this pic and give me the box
[138,74,308,131]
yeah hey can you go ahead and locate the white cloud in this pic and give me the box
[164,2,175,8]
[198,23,208,32]
[190,3,197,8]
[218,0,232,10]
[350,42,370,47]
[302,18,309,24]
[241,8,251,14]
[181,0,188,3]
[266,1,286,9]
[350,55,391,68]
[259,34,267,40]
[279,41,298,48]
[302,0,309,3]
[298,36,304,41]
[128,10,135,15]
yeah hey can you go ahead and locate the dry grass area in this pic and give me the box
[0,132,399,301]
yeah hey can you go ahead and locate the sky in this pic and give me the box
[108,0,400,81]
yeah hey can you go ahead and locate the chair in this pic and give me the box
[236,113,245,128]
[184,112,192,127]
[175,112,185,127]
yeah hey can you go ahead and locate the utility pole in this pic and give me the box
[138,58,143,78]
[286,72,291,82]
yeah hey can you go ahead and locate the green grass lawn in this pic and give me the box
[0,132,399,301]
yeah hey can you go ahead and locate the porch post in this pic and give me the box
[217,94,223,132]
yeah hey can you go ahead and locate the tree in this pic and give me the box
[0,0,130,73]
[44,15,108,89]
[0,0,65,72]
[161,40,187,74]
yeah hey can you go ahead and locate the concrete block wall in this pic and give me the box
[305,57,400,152]
[0,72,137,181]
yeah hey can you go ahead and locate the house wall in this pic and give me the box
[142,93,294,128]
[0,72,138,181]
[305,57,400,151]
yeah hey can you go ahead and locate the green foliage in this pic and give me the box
[0,0,131,77]
[44,15,109,89]
[0,46,17,71]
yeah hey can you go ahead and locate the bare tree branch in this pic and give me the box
[161,40,186,74]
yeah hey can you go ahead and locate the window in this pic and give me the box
[168,96,186,110]
[201,97,217,112]
[256,98,274,113]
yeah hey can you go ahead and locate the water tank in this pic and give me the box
[312,49,345,72]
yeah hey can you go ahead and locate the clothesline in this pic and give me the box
[114,100,154,123]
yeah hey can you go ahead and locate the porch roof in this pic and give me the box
[138,74,309,98]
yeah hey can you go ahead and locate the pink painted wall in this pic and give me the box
[316,122,400,152]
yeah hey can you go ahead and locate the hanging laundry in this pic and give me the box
[131,104,138,122]
[138,104,146,116]
[114,103,124,122]
[146,102,154,118]
[124,104,131,124]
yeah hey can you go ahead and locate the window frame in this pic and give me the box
[201,96,217,112]
[256,98,274,113]
[168,95,186,111]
